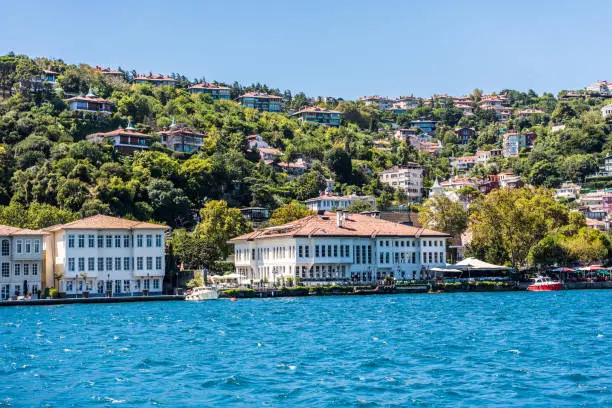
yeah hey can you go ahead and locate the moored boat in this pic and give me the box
[185,286,219,301]
[527,276,562,291]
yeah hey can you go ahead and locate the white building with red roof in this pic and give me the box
[230,212,449,284]
[159,119,205,153]
[43,215,169,298]
[65,88,113,115]
[0,225,46,300]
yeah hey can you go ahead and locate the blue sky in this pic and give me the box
[2,0,611,99]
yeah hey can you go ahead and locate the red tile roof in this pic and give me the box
[88,127,151,139]
[238,92,282,99]
[65,95,114,104]
[230,212,449,242]
[0,225,47,236]
[45,215,169,231]
[294,106,341,114]
[188,83,230,90]
[134,74,176,82]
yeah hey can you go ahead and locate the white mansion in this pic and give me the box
[0,225,45,300]
[230,211,449,285]
[43,215,169,297]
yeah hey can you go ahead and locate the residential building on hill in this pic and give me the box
[503,132,528,157]
[305,193,376,212]
[380,164,424,202]
[455,127,476,144]
[43,215,169,298]
[451,155,477,171]
[237,92,282,112]
[517,108,544,119]
[230,212,449,285]
[293,106,342,126]
[65,88,113,115]
[159,120,205,153]
[358,96,394,111]
[475,149,502,164]
[602,103,612,118]
[93,66,124,79]
[187,83,231,100]
[410,120,437,134]
[585,80,612,96]
[87,120,151,154]
[0,226,46,300]
[555,183,581,200]
[247,134,270,150]
[134,74,177,87]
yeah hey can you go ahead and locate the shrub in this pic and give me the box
[48,288,59,298]
[222,288,256,298]
[279,286,309,296]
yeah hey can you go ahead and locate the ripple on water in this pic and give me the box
[0,291,610,407]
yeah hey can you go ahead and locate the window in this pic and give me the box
[144,279,150,290]
[78,235,85,248]
[97,235,103,248]
[385,253,390,263]
[16,240,22,254]
[327,245,332,258]
[137,257,143,270]
[88,257,95,271]
[25,240,31,253]
[340,246,344,257]
[68,258,75,272]
[114,280,121,293]
[98,257,104,271]
[88,235,95,248]
[78,257,85,271]
[68,235,75,248]
[124,257,130,271]
[97,281,104,294]
[298,246,303,257]
[14,264,20,276]
[23,264,29,276]
[155,256,162,270]
[315,245,319,257]
[321,245,326,257]
[1,263,8,277]
[146,257,152,270]
[367,246,372,264]
[124,235,130,248]
[333,245,338,257]
[155,234,162,247]
[1,240,9,256]
[115,235,121,248]
[146,235,152,248]
[153,279,160,289]
[34,240,40,254]
[305,246,310,258]
[115,257,122,271]
[106,236,112,248]
[135,280,141,290]
[355,246,361,264]
[137,235,143,248]
[66,281,73,293]
[32,264,38,276]
[123,280,130,292]
[106,257,112,271]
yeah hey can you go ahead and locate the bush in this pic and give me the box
[48,288,59,298]
[279,286,309,296]
[222,288,256,298]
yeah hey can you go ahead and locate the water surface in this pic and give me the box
[1,291,610,407]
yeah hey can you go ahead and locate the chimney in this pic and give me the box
[336,211,343,228]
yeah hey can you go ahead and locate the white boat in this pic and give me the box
[185,286,219,301]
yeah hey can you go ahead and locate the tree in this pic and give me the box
[324,147,352,184]
[345,200,375,214]
[468,188,570,268]
[419,195,468,236]
[269,201,313,225]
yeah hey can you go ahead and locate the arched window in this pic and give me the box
[1,240,9,257]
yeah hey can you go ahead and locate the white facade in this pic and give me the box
[231,213,448,285]
[0,228,44,300]
[602,103,612,118]
[380,165,424,201]
[44,216,168,297]
[304,194,377,211]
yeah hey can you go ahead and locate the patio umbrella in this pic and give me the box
[578,265,604,271]
[552,267,575,272]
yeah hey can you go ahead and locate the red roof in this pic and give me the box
[64,94,114,104]
[134,74,176,82]
[294,106,341,114]
[188,83,230,90]
[230,212,449,242]
[238,92,282,99]
[88,127,150,139]
[0,225,47,236]
[45,215,168,231]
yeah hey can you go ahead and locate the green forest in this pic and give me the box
[0,53,611,241]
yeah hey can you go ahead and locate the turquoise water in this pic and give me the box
[1,291,610,407]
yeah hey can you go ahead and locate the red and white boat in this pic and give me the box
[527,276,562,291]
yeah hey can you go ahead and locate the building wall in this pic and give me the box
[45,228,166,297]
[0,234,44,299]
[380,168,424,201]
[233,235,446,284]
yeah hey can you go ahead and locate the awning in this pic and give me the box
[453,258,510,270]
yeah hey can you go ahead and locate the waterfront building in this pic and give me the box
[0,226,46,300]
[43,215,169,297]
[159,120,205,153]
[230,212,449,284]
[293,107,342,126]
[305,193,376,212]
[86,120,151,154]
[379,164,424,202]
[65,88,113,115]
[134,74,177,87]
[187,83,231,100]
[237,92,282,112]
